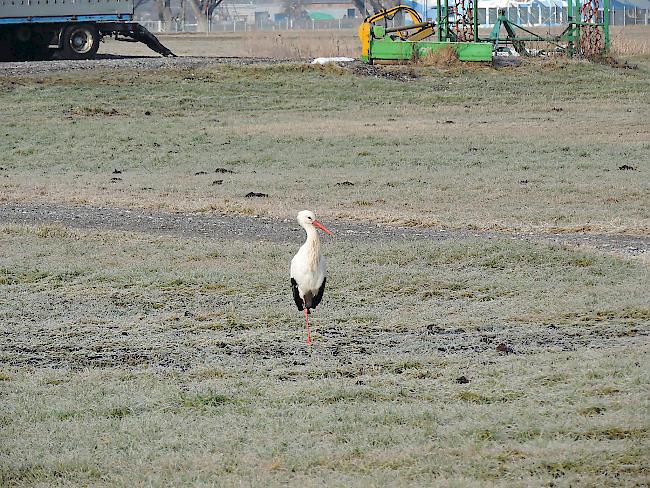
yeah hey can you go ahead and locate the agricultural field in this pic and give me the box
[1,27,649,486]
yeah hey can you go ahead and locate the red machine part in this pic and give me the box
[451,0,475,41]
[579,0,604,57]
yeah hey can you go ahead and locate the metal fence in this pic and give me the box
[137,18,363,33]
[138,7,649,33]
[483,6,648,26]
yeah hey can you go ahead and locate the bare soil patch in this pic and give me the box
[1,202,648,258]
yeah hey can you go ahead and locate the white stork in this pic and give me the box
[290,210,333,345]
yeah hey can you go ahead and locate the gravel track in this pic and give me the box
[1,202,647,257]
[0,55,416,80]
[0,55,297,77]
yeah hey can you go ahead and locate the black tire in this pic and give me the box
[24,31,54,61]
[60,23,99,60]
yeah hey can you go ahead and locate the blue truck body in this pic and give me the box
[0,3,173,60]
[0,14,133,25]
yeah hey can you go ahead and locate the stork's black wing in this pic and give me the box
[311,277,327,310]
[291,278,304,311]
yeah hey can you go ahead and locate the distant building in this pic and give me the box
[134,0,402,26]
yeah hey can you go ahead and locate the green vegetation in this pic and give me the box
[0,224,648,486]
[1,58,648,233]
[0,50,649,486]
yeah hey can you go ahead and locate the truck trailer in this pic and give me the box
[0,1,174,61]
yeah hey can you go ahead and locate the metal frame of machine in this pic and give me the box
[358,5,493,63]
[436,0,479,42]
[359,0,611,64]
[487,0,610,57]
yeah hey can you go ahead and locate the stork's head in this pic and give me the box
[297,210,333,236]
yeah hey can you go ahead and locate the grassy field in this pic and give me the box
[1,32,649,486]
[2,56,649,234]
[1,223,648,486]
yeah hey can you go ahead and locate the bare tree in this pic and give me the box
[158,0,172,22]
[187,0,225,30]
[134,0,173,22]
[134,0,229,31]
[282,0,310,20]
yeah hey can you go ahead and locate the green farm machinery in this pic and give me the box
[488,0,610,57]
[359,5,493,63]
[359,0,610,64]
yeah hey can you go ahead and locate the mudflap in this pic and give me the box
[100,22,176,57]
[130,24,176,57]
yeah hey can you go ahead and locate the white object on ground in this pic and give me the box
[311,57,355,65]
[494,47,520,57]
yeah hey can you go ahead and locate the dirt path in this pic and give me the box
[1,202,647,257]
[0,55,295,77]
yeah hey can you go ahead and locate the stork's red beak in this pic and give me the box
[312,220,333,236]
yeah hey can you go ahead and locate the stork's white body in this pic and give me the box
[290,226,326,305]
[289,210,332,345]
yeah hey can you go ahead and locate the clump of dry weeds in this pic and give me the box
[415,46,494,73]
[596,55,638,69]
[69,106,120,117]
[416,45,461,69]
[611,36,650,57]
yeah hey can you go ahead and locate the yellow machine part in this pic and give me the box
[408,25,436,41]
[359,22,371,58]
[364,5,423,28]
[358,5,428,57]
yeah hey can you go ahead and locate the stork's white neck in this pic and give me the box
[301,223,321,270]
[302,222,319,241]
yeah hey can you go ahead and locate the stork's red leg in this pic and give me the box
[304,308,311,345]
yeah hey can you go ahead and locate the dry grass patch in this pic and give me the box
[610,26,650,60]
[0,42,649,484]
[2,60,648,234]
[417,45,461,69]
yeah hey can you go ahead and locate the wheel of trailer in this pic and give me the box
[61,23,100,60]
[5,26,52,61]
